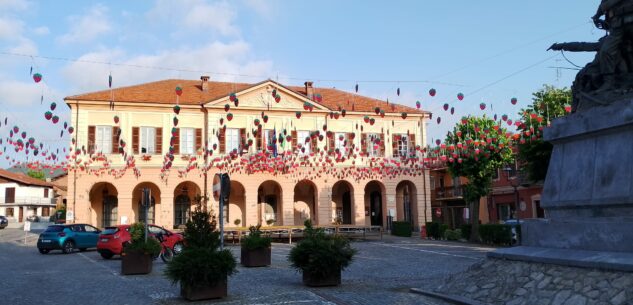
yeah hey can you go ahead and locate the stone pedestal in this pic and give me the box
[491,98,633,271]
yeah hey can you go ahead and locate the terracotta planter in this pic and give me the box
[302,269,341,287]
[121,250,153,275]
[181,279,227,301]
[240,247,271,267]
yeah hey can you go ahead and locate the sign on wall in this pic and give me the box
[66,210,74,222]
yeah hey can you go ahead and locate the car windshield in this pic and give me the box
[102,227,120,235]
[44,226,65,232]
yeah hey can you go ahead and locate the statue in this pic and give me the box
[548,0,633,112]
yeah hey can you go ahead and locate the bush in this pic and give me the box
[425,222,440,239]
[444,229,462,241]
[165,211,237,288]
[460,224,472,240]
[288,220,356,281]
[124,222,161,257]
[241,225,272,251]
[392,221,413,237]
[479,224,513,245]
[439,224,449,239]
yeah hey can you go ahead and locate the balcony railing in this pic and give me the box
[0,196,55,205]
[435,186,463,199]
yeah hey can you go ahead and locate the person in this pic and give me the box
[592,0,633,75]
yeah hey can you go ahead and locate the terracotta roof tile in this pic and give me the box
[65,79,426,114]
[0,169,53,187]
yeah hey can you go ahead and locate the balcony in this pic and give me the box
[0,196,56,205]
[434,186,464,200]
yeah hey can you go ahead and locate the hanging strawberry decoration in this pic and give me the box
[380,110,385,118]
[429,88,436,97]
[355,83,359,93]
[443,103,449,111]
[68,127,74,134]
[52,116,59,124]
[457,93,464,101]
[341,109,346,117]
[275,94,281,103]
[44,111,52,120]
[33,73,42,83]
[437,117,441,124]
[511,97,518,105]
[450,107,455,115]
[229,93,237,102]
[114,115,120,124]
[233,98,239,107]
[416,101,421,109]
[501,114,508,121]
[50,102,57,111]
[175,86,183,96]
[296,111,302,119]
[363,116,370,123]
[173,105,181,115]
[374,107,380,114]
[397,88,400,96]
[401,112,407,119]
[173,117,179,126]
[254,119,260,126]
[479,103,486,110]
[263,115,269,123]
[565,105,572,113]
[13,126,19,133]
[224,104,230,112]
[369,118,375,125]
[435,139,441,146]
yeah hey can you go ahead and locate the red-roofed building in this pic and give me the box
[0,169,55,223]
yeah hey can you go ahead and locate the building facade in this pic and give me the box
[488,162,544,222]
[64,78,432,230]
[0,169,55,222]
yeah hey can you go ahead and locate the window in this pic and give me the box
[84,225,98,233]
[95,126,112,153]
[335,133,347,155]
[140,127,156,154]
[174,195,191,228]
[367,133,381,157]
[397,134,410,157]
[504,162,517,178]
[5,208,14,217]
[42,207,50,217]
[492,168,499,180]
[429,176,435,189]
[180,128,195,155]
[138,196,155,224]
[297,130,311,155]
[264,129,275,151]
[4,187,15,203]
[44,189,49,198]
[225,128,240,153]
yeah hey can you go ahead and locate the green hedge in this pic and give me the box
[460,224,472,240]
[444,229,462,241]
[425,222,449,240]
[392,221,413,237]
[479,224,513,245]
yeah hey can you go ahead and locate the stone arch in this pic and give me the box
[89,182,118,228]
[365,180,386,227]
[132,182,162,224]
[173,181,201,229]
[332,180,354,225]
[396,180,419,229]
[227,180,246,227]
[258,180,283,226]
[294,180,318,225]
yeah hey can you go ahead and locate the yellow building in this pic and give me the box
[64,77,432,230]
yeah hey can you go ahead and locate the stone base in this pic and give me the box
[430,258,632,305]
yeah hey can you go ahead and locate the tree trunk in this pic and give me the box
[469,200,481,242]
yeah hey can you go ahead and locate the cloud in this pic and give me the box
[57,4,111,44]
[61,41,273,93]
[0,79,51,107]
[32,26,49,35]
[148,0,238,36]
[0,0,30,11]
[243,0,275,19]
[0,17,24,40]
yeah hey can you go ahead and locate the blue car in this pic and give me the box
[37,224,101,254]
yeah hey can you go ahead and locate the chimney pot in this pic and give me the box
[304,81,314,99]
[201,75,210,91]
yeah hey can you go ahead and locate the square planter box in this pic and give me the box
[240,247,271,267]
[302,270,341,287]
[181,279,227,301]
[121,250,153,275]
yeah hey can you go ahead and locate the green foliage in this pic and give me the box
[241,225,272,251]
[391,221,413,237]
[165,210,237,288]
[444,229,462,241]
[478,224,513,245]
[425,222,441,239]
[516,85,571,182]
[125,222,161,257]
[439,224,449,238]
[460,224,472,240]
[27,170,45,180]
[288,220,356,280]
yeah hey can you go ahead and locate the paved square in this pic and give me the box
[0,228,493,305]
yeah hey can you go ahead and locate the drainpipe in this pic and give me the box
[72,102,79,224]
[201,103,209,212]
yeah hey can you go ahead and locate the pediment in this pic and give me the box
[204,80,329,111]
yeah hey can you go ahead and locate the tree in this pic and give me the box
[516,85,571,182]
[27,170,46,180]
[444,116,514,241]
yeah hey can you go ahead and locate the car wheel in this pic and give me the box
[173,242,184,255]
[62,241,75,254]
[38,248,50,254]
[79,248,87,252]
[100,252,114,259]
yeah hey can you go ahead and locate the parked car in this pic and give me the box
[0,216,8,229]
[97,224,183,259]
[26,215,40,222]
[503,219,523,245]
[37,224,101,254]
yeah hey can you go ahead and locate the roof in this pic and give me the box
[65,79,426,114]
[0,169,53,187]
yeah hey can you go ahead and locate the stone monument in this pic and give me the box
[490,0,633,271]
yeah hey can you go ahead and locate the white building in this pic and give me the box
[0,169,55,223]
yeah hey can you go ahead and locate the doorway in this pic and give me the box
[342,191,352,224]
[370,191,382,226]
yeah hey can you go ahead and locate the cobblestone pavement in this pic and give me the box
[0,228,493,305]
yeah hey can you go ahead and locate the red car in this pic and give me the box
[97,224,184,259]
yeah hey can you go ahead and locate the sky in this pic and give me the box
[0,0,603,169]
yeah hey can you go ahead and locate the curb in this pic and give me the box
[409,288,483,305]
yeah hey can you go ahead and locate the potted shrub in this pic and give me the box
[288,220,356,287]
[165,210,237,301]
[121,222,161,275]
[240,225,272,267]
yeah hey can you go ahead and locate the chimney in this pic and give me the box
[201,75,210,92]
[304,81,314,99]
